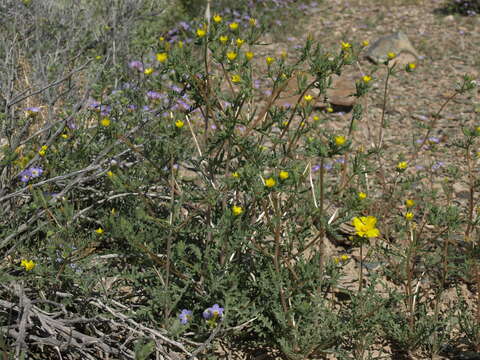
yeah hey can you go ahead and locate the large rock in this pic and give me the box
[274,71,358,109]
[366,31,420,65]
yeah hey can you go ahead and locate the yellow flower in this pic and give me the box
[397,161,408,170]
[232,171,240,178]
[196,28,206,37]
[213,14,222,23]
[408,63,416,70]
[405,212,414,221]
[352,216,380,238]
[313,115,320,121]
[95,55,102,60]
[245,51,254,60]
[264,177,276,188]
[100,117,111,127]
[358,192,367,200]
[405,199,415,208]
[304,94,313,102]
[227,51,237,61]
[144,67,154,75]
[326,106,334,113]
[232,205,243,216]
[334,254,349,265]
[249,18,256,26]
[106,171,114,177]
[159,36,165,42]
[335,135,346,146]
[266,56,275,65]
[341,41,352,50]
[279,170,289,180]
[177,41,184,48]
[38,145,48,156]
[111,208,116,215]
[61,133,69,139]
[236,38,245,47]
[21,259,36,271]
[362,40,369,47]
[156,52,168,63]
[229,22,239,30]
[387,52,396,60]
[362,75,372,83]
[95,227,104,234]
[231,75,241,83]
[280,50,287,59]
[219,35,228,44]
[175,120,184,128]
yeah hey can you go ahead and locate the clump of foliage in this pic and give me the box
[442,0,479,15]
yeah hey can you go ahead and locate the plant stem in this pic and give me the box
[377,65,392,150]
[358,243,363,293]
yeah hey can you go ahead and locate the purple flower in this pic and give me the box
[128,60,144,71]
[19,169,32,183]
[177,99,190,111]
[29,167,43,178]
[431,161,444,171]
[25,106,40,112]
[24,107,41,117]
[147,91,163,100]
[179,309,192,324]
[170,85,182,93]
[179,21,190,30]
[87,99,100,110]
[203,304,224,320]
[100,105,111,116]
[19,166,43,183]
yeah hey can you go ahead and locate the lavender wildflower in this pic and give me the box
[29,167,43,178]
[203,304,224,320]
[19,169,32,183]
[19,166,43,183]
[178,309,192,324]
[24,107,41,117]
[128,61,144,71]
[146,91,163,100]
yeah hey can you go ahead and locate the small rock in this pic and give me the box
[326,72,357,107]
[444,14,455,22]
[365,31,420,64]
